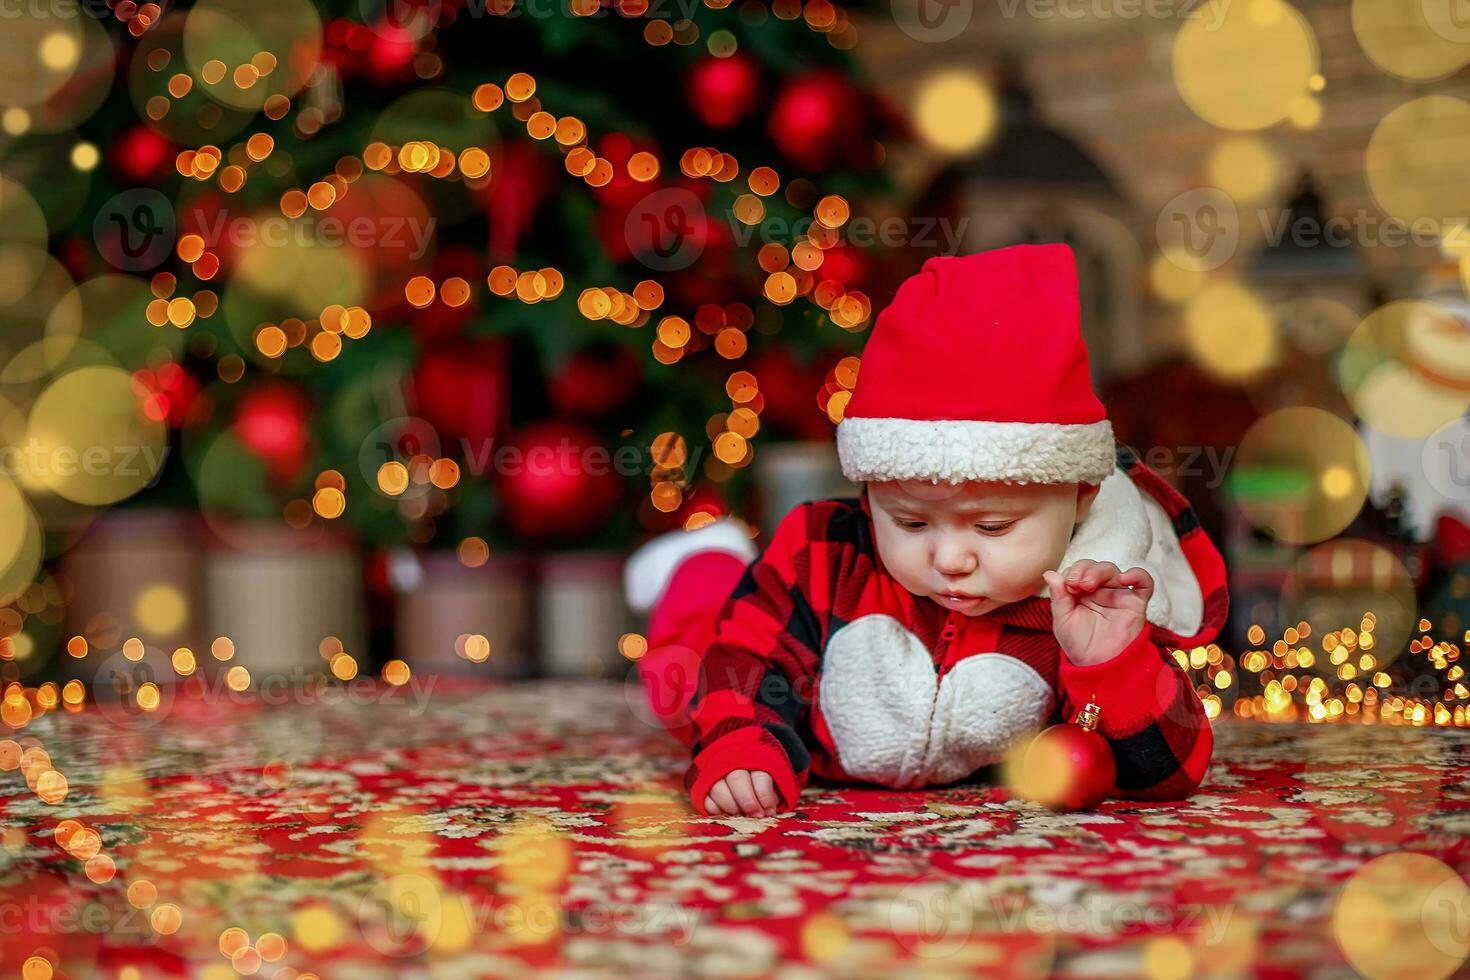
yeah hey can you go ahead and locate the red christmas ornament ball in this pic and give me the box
[550,344,641,417]
[768,68,865,172]
[496,420,622,541]
[1018,699,1116,811]
[234,384,310,484]
[410,338,509,449]
[110,124,173,184]
[687,53,761,128]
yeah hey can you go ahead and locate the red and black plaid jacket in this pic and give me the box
[682,445,1229,814]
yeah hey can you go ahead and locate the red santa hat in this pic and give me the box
[836,243,1116,486]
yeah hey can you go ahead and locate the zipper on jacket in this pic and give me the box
[939,612,960,665]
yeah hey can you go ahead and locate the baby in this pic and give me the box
[624,244,1228,818]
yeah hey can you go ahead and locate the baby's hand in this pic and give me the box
[701,769,783,817]
[1042,560,1154,667]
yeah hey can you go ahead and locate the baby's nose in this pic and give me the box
[934,544,977,576]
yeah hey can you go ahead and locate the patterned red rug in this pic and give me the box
[3,678,1467,979]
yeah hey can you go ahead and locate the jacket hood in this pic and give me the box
[858,445,1230,650]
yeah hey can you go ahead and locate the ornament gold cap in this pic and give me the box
[1075,695,1101,732]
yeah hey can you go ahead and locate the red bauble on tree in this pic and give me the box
[1017,697,1116,812]
[134,363,201,428]
[768,68,865,172]
[409,337,509,450]
[496,419,622,542]
[366,22,419,77]
[484,142,556,262]
[235,383,311,485]
[818,242,866,287]
[550,343,642,417]
[687,53,761,128]
[110,124,173,184]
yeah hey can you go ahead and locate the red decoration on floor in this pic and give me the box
[1019,695,1117,812]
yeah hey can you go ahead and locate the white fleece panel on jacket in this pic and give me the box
[819,614,1054,789]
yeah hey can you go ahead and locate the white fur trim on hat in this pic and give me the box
[835,417,1116,486]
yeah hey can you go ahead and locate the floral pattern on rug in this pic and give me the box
[1,678,1467,979]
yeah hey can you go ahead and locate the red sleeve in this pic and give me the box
[1056,626,1214,801]
[684,502,830,815]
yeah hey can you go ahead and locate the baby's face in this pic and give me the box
[867,478,1097,617]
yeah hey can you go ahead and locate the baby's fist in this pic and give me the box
[702,768,783,817]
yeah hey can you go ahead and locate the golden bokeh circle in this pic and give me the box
[1365,96,1470,231]
[1183,281,1278,379]
[0,9,85,110]
[913,71,997,156]
[1352,0,1470,82]
[1230,406,1370,545]
[1173,0,1318,131]
[1206,136,1280,204]
[23,365,167,506]
[1333,853,1470,980]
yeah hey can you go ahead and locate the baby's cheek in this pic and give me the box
[984,535,1056,596]
[874,532,927,589]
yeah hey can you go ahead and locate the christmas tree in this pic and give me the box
[24,0,898,566]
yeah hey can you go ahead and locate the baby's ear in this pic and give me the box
[1075,481,1101,523]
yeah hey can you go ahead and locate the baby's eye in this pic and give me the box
[975,522,1014,534]
[894,518,926,530]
